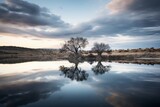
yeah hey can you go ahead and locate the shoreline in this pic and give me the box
[0,46,160,64]
[136,58,160,60]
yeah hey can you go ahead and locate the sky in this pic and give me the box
[0,0,160,49]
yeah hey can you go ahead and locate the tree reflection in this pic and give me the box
[60,62,89,81]
[92,61,111,75]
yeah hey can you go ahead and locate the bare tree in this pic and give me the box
[92,43,110,57]
[62,37,88,55]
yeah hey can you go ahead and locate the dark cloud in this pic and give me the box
[99,0,160,35]
[0,0,160,40]
[41,0,160,38]
[1,0,42,15]
[66,0,160,37]
[0,0,69,27]
[125,0,160,28]
[129,0,160,12]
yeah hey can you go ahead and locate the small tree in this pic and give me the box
[62,37,88,55]
[92,43,110,58]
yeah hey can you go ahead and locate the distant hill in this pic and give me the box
[0,46,34,51]
[0,46,67,62]
[0,46,59,51]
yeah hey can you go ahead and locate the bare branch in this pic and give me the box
[92,43,111,55]
[61,37,88,54]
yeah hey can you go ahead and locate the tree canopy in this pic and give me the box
[92,43,110,55]
[62,37,88,54]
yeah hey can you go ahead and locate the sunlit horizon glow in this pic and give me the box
[0,34,65,49]
[0,0,159,49]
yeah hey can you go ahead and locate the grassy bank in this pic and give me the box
[0,46,67,63]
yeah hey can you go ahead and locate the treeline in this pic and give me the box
[113,47,160,53]
[80,47,160,55]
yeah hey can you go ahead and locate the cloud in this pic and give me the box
[65,0,160,37]
[128,0,160,12]
[38,0,160,38]
[1,0,159,37]
[85,34,160,49]
[0,0,160,49]
[106,0,134,14]
[0,0,69,27]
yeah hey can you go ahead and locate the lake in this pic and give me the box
[0,60,160,107]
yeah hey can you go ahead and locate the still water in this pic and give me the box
[0,61,160,107]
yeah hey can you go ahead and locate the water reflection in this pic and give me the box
[0,61,70,107]
[59,59,112,81]
[92,61,111,75]
[0,82,55,107]
[0,61,160,107]
[59,62,89,81]
[0,79,67,107]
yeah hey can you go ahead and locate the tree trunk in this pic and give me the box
[75,63,78,70]
[97,52,102,61]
